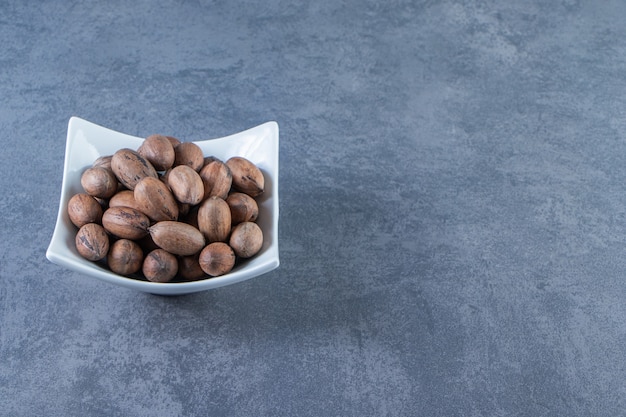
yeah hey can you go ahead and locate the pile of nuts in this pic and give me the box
[67,134,265,283]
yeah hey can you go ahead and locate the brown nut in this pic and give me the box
[199,242,235,277]
[108,190,143,212]
[81,167,118,199]
[166,136,181,148]
[199,158,232,200]
[225,156,264,197]
[107,239,144,276]
[111,148,158,190]
[203,155,220,166]
[197,196,231,243]
[174,142,204,171]
[178,253,208,281]
[226,192,258,224]
[229,221,263,258]
[148,221,205,256]
[142,249,178,283]
[75,223,109,261]
[67,193,103,228]
[102,206,150,240]
[167,165,204,205]
[137,134,175,171]
[134,176,179,221]
[92,155,113,170]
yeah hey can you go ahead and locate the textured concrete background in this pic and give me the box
[2,0,626,416]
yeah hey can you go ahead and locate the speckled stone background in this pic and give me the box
[2,1,626,416]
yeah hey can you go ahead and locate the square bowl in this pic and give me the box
[47,117,279,295]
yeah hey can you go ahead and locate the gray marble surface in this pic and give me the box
[2,1,626,416]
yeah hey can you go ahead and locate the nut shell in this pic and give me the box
[197,196,231,243]
[81,167,118,199]
[148,221,206,256]
[199,242,236,277]
[134,176,179,221]
[107,239,144,276]
[92,155,113,170]
[199,159,232,200]
[108,190,143,212]
[166,136,181,148]
[75,223,109,261]
[174,142,204,171]
[111,148,158,190]
[167,165,204,205]
[226,192,258,224]
[226,156,264,197]
[68,193,103,227]
[229,221,263,258]
[137,134,175,171]
[142,249,178,283]
[102,206,150,240]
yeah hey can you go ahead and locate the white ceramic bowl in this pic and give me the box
[47,117,279,295]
